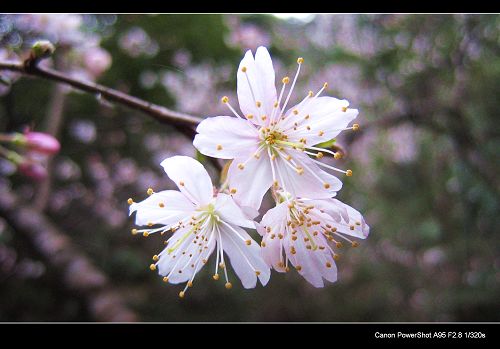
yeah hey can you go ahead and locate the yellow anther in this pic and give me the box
[237,163,245,170]
[296,265,302,271]
[326,262,332,268]
[285,267,290,272]
[336,242,343,248]
[334,152,342,160]
[246,114,254,119]
[273,180,279,187]
[147,188,154,196]
[323,82,329,89]
[255,271,261,276]
[216,144,223,150]
[245,240,251,246]
[213,274,220,281]
[333,254,340,261]
[131,229,138,235]
[346,169,353,177]
[230,188,237,194]
[221,96,229,104]
[308,90,313,97]
[261,115,267,121]
[149,264,156,271]
[127,198,134,205]
[179,291,185,298]
[143,232,150,237]
[282,76,290,84]
[342,106,348,112]
[352,123,360,131]
[261,241,266,247]
[256,101,262,107]
[318,131,324,137]
[179,181,185,186]
[293,109,299,115]
[219,262,225,269]
[152,255,159,261]
[187,281,193,288]
[352,241,359,248]
[296,167,304,175]
[163,277,169,283]
[147,222,153,227]
[291,235,297,241]
[225,282,232,289]
[297,57,304,64]
[241,66,247,72]
[324,183,331,189]
[350,225,355,231]
[316,152,324,159]
[305,114,310,120]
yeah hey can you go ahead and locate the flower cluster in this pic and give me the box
[129,47,369,297]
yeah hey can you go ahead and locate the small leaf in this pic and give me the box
[314,138,336,149]
[195,150,208,164]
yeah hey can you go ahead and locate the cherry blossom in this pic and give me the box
[194,46,359,210]
[257,191,369,287]
[128,156,270,297]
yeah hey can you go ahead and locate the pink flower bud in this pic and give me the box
[18,161,48,181]
[24,132,61,155]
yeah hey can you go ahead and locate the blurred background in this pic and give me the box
[0,14,499,322]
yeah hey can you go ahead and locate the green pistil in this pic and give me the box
[302,225,318,251]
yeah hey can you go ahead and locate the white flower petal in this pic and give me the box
[275,151,342,199]
[193,116,259,159]
[227,153,274,210]
[331,199,370,239]
[218,223,271,288]
[129,190,194,227]
[258,202,289,271]
[237,47,277,125]
[290,231,325,287]
[215,193,256,229]
[160,156,214,206]
[254,46,278,116]
[261,232,284,272]
[282,97,358,145]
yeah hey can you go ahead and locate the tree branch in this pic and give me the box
[0,59,203,128]
[0,183,139,322]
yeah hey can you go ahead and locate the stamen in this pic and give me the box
[281,60,302,116]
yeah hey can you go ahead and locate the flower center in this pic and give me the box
[260,128,288,147]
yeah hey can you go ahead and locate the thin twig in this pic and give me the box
[0,59,203,127]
